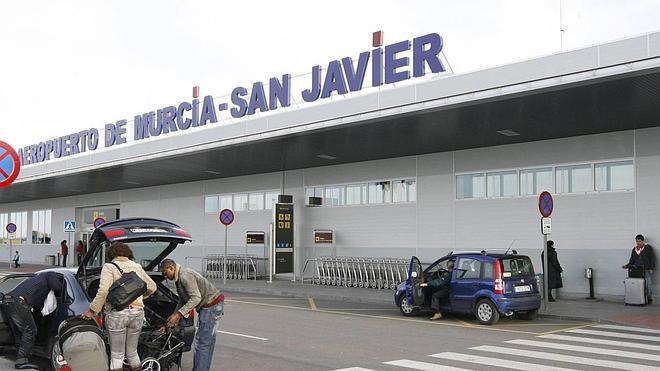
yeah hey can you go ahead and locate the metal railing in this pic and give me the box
[302,257,409,290]
[202,254,267,281]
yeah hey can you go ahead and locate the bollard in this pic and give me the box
[585,268,597,300]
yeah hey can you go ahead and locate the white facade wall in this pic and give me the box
[2,128,659,299]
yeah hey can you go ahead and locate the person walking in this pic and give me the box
[623,234,655,303]
[82,242,157,371]
[541,240,563,302]
[75,240,85,266]
[12,250,20,268]
[60,240,69,267]
[3,271,63,369]
[160,258,224,371]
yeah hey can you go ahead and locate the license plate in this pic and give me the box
[514,285,531,293]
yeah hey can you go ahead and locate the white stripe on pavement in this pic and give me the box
[384,359,473,371]
[568,329,660,342]
[539,334,660,352]
[506,339,660,362]
[472,345,656,371]
[429,352,579,371]
[216,330,268,341]
[332,368,379,371]
[594,324,660,335]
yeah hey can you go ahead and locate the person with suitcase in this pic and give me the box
[622,234,655,304]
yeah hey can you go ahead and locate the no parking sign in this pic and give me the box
[0,141,21,188]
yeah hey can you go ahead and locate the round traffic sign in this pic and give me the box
[538,191,554,217]
[0,141,21,188]
[93,217,106,228]
[219,209,234,226]
[6,223,17,234]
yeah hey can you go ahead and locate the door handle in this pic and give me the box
[471,283,479,287]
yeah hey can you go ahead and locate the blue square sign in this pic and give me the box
[64,220,76,233]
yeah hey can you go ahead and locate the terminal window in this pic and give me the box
[595,161,634,191]
[32,209,52,244]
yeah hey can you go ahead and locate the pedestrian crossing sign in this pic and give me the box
[64,220,76,232]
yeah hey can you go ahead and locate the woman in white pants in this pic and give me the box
[83,242,157,371]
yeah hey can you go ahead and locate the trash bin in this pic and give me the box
[45,255,56,265]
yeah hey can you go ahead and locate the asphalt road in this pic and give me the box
[2,292,660,370]
[212,293,660,371]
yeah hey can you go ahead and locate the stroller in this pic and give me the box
[138,307,186,371]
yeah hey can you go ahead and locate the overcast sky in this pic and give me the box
[1,0,660,149]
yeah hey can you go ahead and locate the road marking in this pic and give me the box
[226,299,545,335]
[568,329,660,342]
[308,297,317,310]
[594,324,660,335]
[539,334,660,351]
[384,359,474,370]
[429,352,578,371]
[332,368,379,371]
[472,345,654,370]
[506,339,660,362]
[217,330,268,341]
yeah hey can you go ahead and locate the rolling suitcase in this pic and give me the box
[624,277,647,305]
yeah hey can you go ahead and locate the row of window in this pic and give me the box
[305,179,417,207]
[457,160,634,199]
[205,191,280,213]
[0,210,52,245]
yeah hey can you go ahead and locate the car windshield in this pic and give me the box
[87,240,173,270]
[501,257,534,277]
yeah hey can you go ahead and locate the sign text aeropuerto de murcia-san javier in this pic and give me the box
[18,33,445,166]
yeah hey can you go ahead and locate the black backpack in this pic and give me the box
[107,262,147,311]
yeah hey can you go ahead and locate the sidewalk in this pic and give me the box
[211,276,660,329]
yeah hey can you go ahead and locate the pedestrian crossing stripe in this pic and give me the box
[539,334,660,351]
[383,359,473,371]
[470,345,654,371]
[505,338,660,362]
[429,352,578,371]
[593,324,660,335]
[568,328,660,342]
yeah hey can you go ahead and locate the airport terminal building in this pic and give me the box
[2,31,660,299]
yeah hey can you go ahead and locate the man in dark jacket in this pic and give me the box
[541,240,563,302]
[421,260,454,320]
[3,271,63,369]
[623,234,655,303]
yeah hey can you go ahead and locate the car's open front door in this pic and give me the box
[406,257,424,306]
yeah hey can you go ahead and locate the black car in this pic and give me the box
[0,217,196,369]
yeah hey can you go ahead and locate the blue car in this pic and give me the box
[395,251,541,325]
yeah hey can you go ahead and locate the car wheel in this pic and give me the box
[398,295,419,317]
[475,299,500,325]
[517,308,538,320]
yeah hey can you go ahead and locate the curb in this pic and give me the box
[224,286,393,306]
[538,313,617,324]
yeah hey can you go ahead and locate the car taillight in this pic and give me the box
[494,259,504,294]
[105,229,125,238]
[174,228,192,238]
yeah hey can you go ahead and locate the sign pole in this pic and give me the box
[543,233,548,311]
[8,237,12,269]
[223,224,228,286]
[268,222,273,283]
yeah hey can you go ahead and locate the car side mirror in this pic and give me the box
[411,272,418,278]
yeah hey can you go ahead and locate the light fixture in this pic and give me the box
[496,129,520,137]
[317,154,337,160]
[204,170,221,175]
